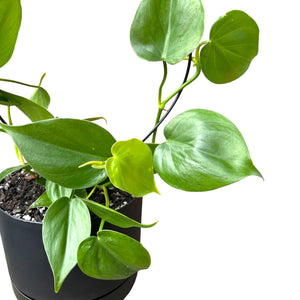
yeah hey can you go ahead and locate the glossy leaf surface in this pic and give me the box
[130,0,204,64]
[43,197,91,292]
[106,139,158,197]
[83,198,157,228]
[0,0,22,67]
[200,10,259,83]
[1,119,116,188]
[0,90,53,121]
[77,230,151,280]
[153,109,262,191]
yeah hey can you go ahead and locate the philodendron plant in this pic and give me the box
[0,0,262,293]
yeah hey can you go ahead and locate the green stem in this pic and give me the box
[7,106,12,125]
[160,63,201,108]
[158,61,168,106]
[98,185,110,232]
[151,108,163,143]
[86,185,98,199]
[0,78,39,89]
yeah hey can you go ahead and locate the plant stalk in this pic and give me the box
[98,185,110,232]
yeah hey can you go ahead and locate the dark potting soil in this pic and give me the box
[0,170,134,223]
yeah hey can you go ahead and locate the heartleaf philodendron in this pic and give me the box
[200,10,259,83]
[106,139,159,197]
[130,0,205,64]
[0,0,262,294]
[77,230,151,280]
[154,109,262,191]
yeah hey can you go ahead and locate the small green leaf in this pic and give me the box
[0,89,53,121]
[106,139,159,197]
[43,197,91,293]
[200,10,259,83]
[45,180,73,202]
[0,164,30,182]
[0,0,22,68]
[30,191,52,208]
[0,118,116,189]
[77,230,151,280]
[153,109,262,191]
[30,87,50,109]
[83,198,157,228]
[130,0,205,64]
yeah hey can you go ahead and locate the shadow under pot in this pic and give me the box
[0,194,142,300]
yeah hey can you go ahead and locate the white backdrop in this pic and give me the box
[1,0,299,299]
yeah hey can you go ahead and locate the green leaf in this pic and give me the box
[83,198,157,229]
[153,109,262,191]
[0,164,30,182]
[46,180,73,202]
[0,0,22,68]
[43,197,91,292]
[106,139,159,197]
[77,230,151,280]
[130,0,205,64]
[30,87,50,109]
[200,10,259,83]
[0,89,54,121]
[0,118,116,189]
[30,191,52,208]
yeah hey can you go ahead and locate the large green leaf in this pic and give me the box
[200,10,259,83]
[106,139,159,197]
[130,0,205,64]
[0,89,53,121]
[153,109,262,191]
[0,0,22,68]
[77,230,151,280]
[43,197,91,292]
[0,118,116,188]
[83,198,157,229]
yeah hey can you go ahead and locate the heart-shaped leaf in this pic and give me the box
[0,118,116,188]
[130,0,205,64]
[153,109,262,191]
[0,89,54,121]
[83,198,157,229]
[77,230,151,280]
[43,197,91,292]
[0,0,22,68]
[200,10,259,83]
[106,139,159,197]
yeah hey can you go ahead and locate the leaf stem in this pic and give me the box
[158,61,168,107]
[98,185,110,232]
[0,78,39,89]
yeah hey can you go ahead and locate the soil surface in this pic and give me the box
[0,170,134,223]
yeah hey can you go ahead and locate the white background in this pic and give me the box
[0,0,299,299]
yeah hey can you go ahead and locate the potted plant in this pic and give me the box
[0,0,262,299]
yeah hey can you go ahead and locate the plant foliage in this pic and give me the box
[0,0,262,293]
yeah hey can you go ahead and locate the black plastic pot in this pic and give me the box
[0,197,142,300]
